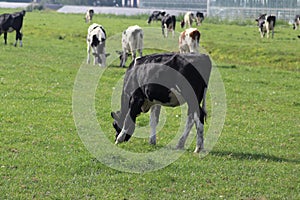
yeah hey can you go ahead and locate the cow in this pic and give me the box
[180,11,195,29]
[85,8,94,23]
[255,14,276,38]
[293,15,300,30]
[162,14,176,37]
[117,25,143,68]
[179,28,201,53]
[147,11,166,24]
[86,23,106,67]
[0,10,26,47]
[111,53,212,153]
[195,12,205,26]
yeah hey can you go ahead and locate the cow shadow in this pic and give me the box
[210,150,299,164]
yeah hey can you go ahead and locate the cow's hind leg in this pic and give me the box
[194,111,204,153]
[149,105,161,145]
[15,31,22,47]
[176,112,194,150]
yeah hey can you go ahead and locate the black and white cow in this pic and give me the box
[255,14,276,38]
[147,11,166,24]
[293,15,300,30]
[181,11,195,29]
[117,25,143,68]
[161,14,176,37]
[0,10,26,46]
[85,8,94,23]
[195,12,204,26]
[111,53,212,153]
[86,23,107,67]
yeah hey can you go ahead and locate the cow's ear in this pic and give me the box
[111,112,116,119]
[111,111,120,120]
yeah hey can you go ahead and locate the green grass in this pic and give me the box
[0,9,299,199]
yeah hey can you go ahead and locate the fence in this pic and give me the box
[139,0,300,21]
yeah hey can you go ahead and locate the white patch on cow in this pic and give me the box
[115,128,128,144]
[193,112,204,153]
[149,105,161,145]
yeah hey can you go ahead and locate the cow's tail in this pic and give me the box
[172,15,176,30]
[202,87,207,122]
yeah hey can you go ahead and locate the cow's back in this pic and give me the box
[126,53,211,89]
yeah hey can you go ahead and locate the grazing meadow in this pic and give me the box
[0,8,299,199]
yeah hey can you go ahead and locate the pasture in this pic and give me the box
[0,9,299,199]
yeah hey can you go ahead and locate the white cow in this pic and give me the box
[179,28,201,53]
[181,11,195,28]
[118,25,143,67]
[86,23,106,67]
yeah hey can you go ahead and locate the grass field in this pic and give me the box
[0,9,299,199]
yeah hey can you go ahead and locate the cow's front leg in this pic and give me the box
[132,50,136,61]
[176,112,194,149]
[4,32,7,45]
[87,43,91,64]
[149,105,161,145]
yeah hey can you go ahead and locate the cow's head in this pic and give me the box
[116,50,130,67]
[111,111,132,143]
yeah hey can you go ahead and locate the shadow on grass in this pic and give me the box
[210,151,299,164]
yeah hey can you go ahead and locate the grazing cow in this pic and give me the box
[162,14,176,37]
[293,15,300,30]
[181,11,195,29]
[86,23,106,67]
[255,14,276,38]
[111,53,212,153]
[85,9,94,23]
[117,25,143,68]
[147,11,166,24]
[195,12,205,26]
[0,10,26,47]
[179,28,201,53]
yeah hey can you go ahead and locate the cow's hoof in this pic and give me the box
[149,139,156,145]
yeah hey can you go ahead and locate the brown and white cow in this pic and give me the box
[293,15,300,30]
[255,14,276,38]
[162,14,176,37]
[111,53,212,153]
[117,25,143,67]
[86,23,106,67]
[179,28,201,53]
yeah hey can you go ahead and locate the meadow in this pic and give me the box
[0,8,299,199]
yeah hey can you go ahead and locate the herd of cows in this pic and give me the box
[1,9,299,152]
